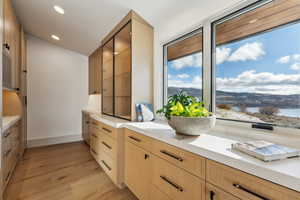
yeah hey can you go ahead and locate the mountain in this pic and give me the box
[168,87,300,108]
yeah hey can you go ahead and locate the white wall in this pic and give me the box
[27,34,89,143]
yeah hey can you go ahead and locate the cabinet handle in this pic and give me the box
[5,171,11,181]
[102,141,112,149]
[210,191,215,200]
[92,134,98,138]
[233,183,270,200]
[102,127,112,133]
[144,154,149,160]
[160,176,183,192]
[101,160,111,171]
[86,121,89,124]
[4,149,12,157]
[91,148,98,155]
[160,150,183,162]
[4,131,11,138]
[128,136,141,142]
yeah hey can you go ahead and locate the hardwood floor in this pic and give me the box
[4,142,138,200]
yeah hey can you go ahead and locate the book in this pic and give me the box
[232,140,300,162]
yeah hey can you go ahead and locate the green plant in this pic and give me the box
[156,91,211,120]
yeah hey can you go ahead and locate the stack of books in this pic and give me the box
[232,140,300,162]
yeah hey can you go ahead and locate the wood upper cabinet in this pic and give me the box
[88,47,102,95]
[125,141,152,200]
[3,0,21,90]
[101,10,153,121]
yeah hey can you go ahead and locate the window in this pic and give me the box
[164,29,203,102]
[212,0,300,128]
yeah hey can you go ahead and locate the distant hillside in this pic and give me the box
[168,87,300,108]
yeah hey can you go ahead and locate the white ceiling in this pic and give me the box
[12,0,242,55]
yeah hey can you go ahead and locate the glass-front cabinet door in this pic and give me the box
[102,39,114,116]
[114,22,131,120]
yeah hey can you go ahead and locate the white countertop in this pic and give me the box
[90,115,300,192]
[2,115,21,133]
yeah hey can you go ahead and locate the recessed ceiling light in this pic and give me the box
[54,5,65,15]
[51,35,60,40]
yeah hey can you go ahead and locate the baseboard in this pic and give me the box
[27,134,83,148]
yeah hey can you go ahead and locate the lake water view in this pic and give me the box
[232,107,300,118]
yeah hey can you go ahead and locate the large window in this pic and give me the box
[212,0,300,128]
[164,29,203,101]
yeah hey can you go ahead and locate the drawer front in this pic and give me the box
[98,152,116,183]
[153,140,206,179]
[125,129,153,152]
[98,132,116,159]
[152,154,205,200]
[90,131,101,154]
[90,119,117,139]
[206,183,240,200]
[207,160,300,200]
[150,185,172,200]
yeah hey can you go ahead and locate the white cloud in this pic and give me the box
[277,56,290,64]
[293,54,300,62]
[171,53,202,70]
[177,73,190,79]
[216,47,231,65]
[228,42,265,62]
[290,63,300,70]
[217,70,300,95]
[168,74,172,79]
[168,76,202,89]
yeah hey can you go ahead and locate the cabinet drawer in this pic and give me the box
[125,129,153,152]
[98,132,116,159]
[152,154,205,200]
[90,119,117,139]
[206,183,240,200]
[90,131,101,155]
[98,152,116,184]
[150,185,172,200]
[207,160,300,200]
[153,140,206,179]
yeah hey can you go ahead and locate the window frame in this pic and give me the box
[163,27,204,106]
[210,0,300,129]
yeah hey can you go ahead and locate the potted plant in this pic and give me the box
[157,91,216,136]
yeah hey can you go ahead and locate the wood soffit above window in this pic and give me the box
[167,32,203,61]
[216,0,300,46]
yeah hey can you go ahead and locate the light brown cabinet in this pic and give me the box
[123,128,300,200]
[3,0,21,90]
[124,141,152,200]
[88,47,101,95]
[101,11,153,121]
[89,119,124,188]
[2,121,24,190]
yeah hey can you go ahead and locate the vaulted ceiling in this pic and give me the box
[12,0,241,55]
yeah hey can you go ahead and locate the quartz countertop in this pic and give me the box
[2,115,21,133]
[90,115,300,192]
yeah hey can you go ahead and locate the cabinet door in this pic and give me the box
[125,141,152,200]
[114,22,131,120]
[102,39,114,115]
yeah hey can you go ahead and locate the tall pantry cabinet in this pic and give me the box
[101,11,153,121]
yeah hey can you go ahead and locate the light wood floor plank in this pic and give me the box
[4,142,137,200]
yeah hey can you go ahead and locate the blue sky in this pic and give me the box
[168,21,300,95]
